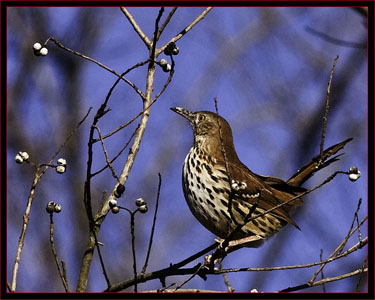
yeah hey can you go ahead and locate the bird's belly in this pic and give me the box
[182,152,233,238]
[182,149,284,240]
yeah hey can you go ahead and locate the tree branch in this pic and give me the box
[120,7,152,48]
[156,7,213,56]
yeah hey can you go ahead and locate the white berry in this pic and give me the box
[54,204,62,213]
[20,151,29,161]
[162,64,172,72]
[111,206,120,214]
[56,165,66,174]
[15,154,23,164]
[109,199,117,208]
[349,172,360,182]
[46,201,55,213]
[135,198,145,207]
[40,47,48,56]
[33,42,42,51]
[159,59,168,66]
[139,205,148,213]
[57,158,67,166]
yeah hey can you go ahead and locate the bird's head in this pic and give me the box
[170,107,237,160]
[170,107,232,138]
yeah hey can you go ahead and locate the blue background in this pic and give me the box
[7,7,367,292]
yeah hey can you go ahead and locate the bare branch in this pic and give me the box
[45,37,145,99]
[215,237,367,274]
[130,212,138,292]
[121,7,152,48]
[94,125,119,181]
[355,256,368,292]
[141,173,162,274]
[319,249,326,292]
[219,261,234,292]
[49,214,70,292]
[319,56,339,159]
[10,168,41,292]
[157,7,178,40]
[278,268,368,293]
[309,197,363,283]
[156,7,213,56]
[91,125,138,177]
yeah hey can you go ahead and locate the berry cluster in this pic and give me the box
[33,42,48,56]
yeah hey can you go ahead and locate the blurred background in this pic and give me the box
[7,7,368,292]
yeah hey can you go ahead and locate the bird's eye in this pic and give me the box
[198,115,206,121]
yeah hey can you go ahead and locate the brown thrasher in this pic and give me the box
[171,107,352,248]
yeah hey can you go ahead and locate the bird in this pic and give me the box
[171,106,352,249]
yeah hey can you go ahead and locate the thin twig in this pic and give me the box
[156,7,213,56]
[121,7,151,48]
[43,107,92,176]
[355,204,363,242]
[92,228,111,288]
[130,212,138,292]
[173,264,205,292]
[219,261,234,292]
[338,198,362,255]
[309,197,363,283]
[150,7,164,58]
[45,37,145,99]
[61,261,68,289]
[355,256,367,292]
[157,7,178,40]
[49,214,70,292]
[10,167,40,292]
[141,173,162,274]
[319,249,326,292]
[319,56,339,160]
[94,101,153,141]
[91,125,138,177]
[215,237,367,274]
[278,267,368,293]
[152,55,175,103]
[94,125,119,181]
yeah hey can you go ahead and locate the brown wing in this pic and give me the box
[217,160,301,228]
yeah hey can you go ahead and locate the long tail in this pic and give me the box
[287,138,353,187]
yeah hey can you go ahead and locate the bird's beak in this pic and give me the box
[170,107,195,122]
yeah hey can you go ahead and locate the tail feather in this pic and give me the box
[287,138,353,187]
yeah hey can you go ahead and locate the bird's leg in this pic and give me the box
[215,236,265,252]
